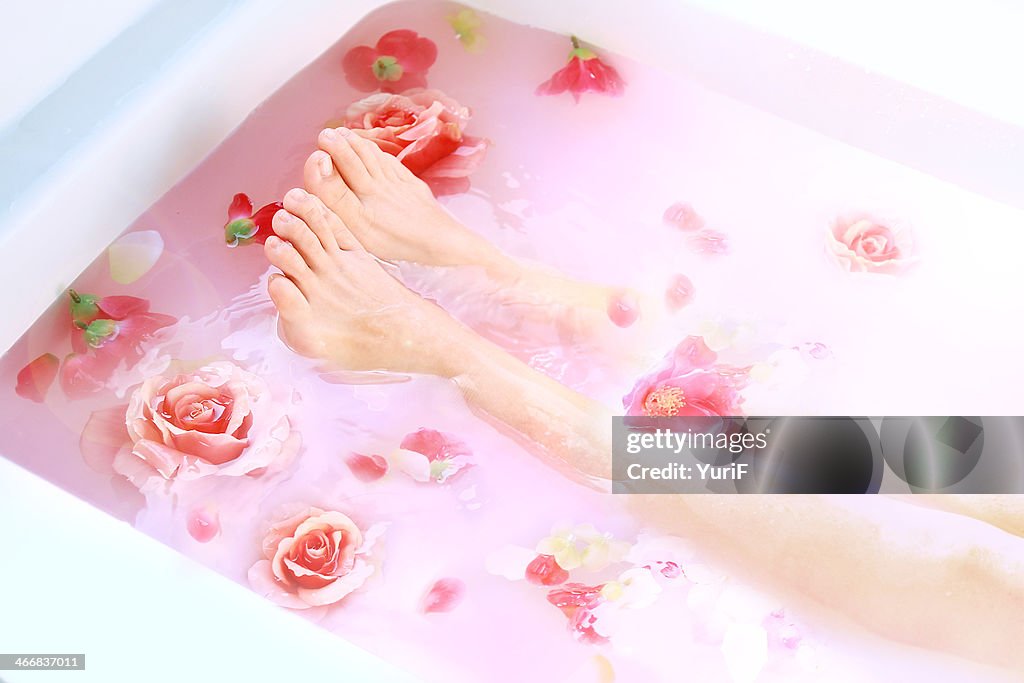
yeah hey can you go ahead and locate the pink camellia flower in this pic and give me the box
[248,506,382,610]
[536,35,625,102]
[342,29,438,93]
[623,336,748,417]
[392,427,474,483]
[827,213,914,274]
[343,89,489,195]
[224,193,282,247]
[79,361,299,490]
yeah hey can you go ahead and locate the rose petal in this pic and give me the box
[345,452,389,482]
[15,353,60,403]
[297,558,375,607]
[421,577,465,614]
[80,404,131,474]
[247,560,312,610]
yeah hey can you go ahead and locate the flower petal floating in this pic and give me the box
[536,35,625,103]
[79,361,299,489]
[623,336,749,417]
[665,273,695,312]
[391,427,474,484]
[827,213,914,274]
[345,451,389,482]
[525,554,570,586]
[108,230,164,284]
[421,577,465,614]
[343,89,489,195]
[248,507,384,610]
[536,523,630,572]
[14,353,60,403]
[224,193,282,247]
[343,29,438,93]
[448,8,485,53]
[547,583,608,644]
[663,202,705,232]
[58,289,177,398]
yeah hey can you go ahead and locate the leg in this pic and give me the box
[264,197,1024,673]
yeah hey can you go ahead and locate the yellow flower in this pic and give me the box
[449,8,485,53]
[536,523,630,572]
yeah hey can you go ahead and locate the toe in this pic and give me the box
[318,128,373,192]
[271,209,332,271]
[342,130,385,176]
[303,150,362,220]
[267,273,309,319]
[284,186,363,252]
[282,188,339,251]
[264,235,313,292]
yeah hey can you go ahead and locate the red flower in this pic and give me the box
[622,336,748,417]
[536,36,625,102]
[547,583,609,644]
[399,427,474,482]
[60,289,176,398]
[224,193,282,247]
[526,554,570,586]
[343,30,438,93]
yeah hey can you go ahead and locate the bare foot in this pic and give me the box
[302,127,512,274]
[264,186,473,376]
[303,127,659,353]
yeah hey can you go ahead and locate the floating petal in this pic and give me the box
[108,231,164,284]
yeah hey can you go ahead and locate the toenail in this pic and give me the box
[266,235,281,248]
[285,187,308,203]
[337,126,352,137]
[320,128,337,141]
[275,209,296,224]
[315,152,333,177]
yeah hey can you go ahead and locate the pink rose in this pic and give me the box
[80,361,298,489]
[623,336,748,417]
[343,89,488,195]
[827,214,914,274]
[247,507,381,609]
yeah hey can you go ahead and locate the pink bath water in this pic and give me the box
[1,2,1021,681]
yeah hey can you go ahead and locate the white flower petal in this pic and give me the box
[108,230,164,284]
[390,448,431,482]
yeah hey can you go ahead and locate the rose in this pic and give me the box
[623,336,748,417]
[342,88,488,194]
[827,214,914,274]
[247,507,380,609]
[79,361,298,489]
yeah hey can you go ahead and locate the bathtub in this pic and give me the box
[2,1,1023,681]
